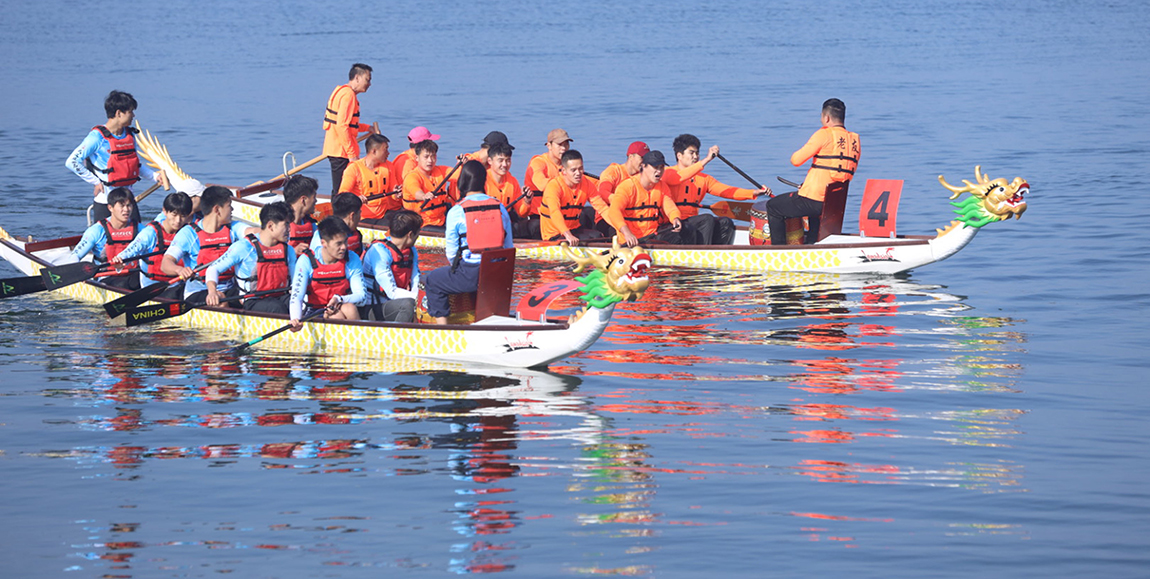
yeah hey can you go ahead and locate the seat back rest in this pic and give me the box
[475,247,516,321]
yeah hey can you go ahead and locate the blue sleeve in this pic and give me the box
[343,252,368,306]
[208,240,253,285]
[70,223,106,260]
[165,225,198,265]
[444,206,463,259]
[501,206,513,248]
[65,130,103,185]
[309,231,322,253]
[289,257,314,320]
[371,246,400,299]
[410,247,421,293]
[120,224,159,261]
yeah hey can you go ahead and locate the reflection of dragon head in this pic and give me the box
[135,121,206,196]
[562,240,652,309]
[938,165,1028,228]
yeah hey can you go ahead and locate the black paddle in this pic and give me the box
[715,153,772,196]
[777,176,802,189]
[0,275,47,299]
[123,287,290,327]
[217,307,327,355]
[41,249,165,291]
[103,262,211,318]
[419,159,464,210]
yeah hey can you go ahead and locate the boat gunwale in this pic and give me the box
[1,235,573,334]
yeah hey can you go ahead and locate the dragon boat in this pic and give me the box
[0,224,653,368]
[229,166,1029,276]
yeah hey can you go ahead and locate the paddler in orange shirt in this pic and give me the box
[402,139,458,231]
[540,150,602,245]
[766,98,860,245]
[338,134,402,224]
[595,141,649,239]
[519,128,572,239]
[664,134,771,245]
[483,141,533,238]
[394,126,440,181]
[607,151,687,247]
[322,63,378,195]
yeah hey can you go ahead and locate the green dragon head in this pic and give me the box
[938,165,1028,228]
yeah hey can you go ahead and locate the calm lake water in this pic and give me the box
[1,0,1148,577]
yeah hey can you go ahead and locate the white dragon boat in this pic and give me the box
[230,165,1028,275]
[0,225,653,368]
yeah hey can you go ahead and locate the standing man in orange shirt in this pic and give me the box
[322,63,377,195]
[766,98,860,245]
[401,140,458,231]
[664,134,770,245]
[394,126,440,181]
[607,151,687,247]
[540,150,602,245]
[594,141,649,238]
[339,134,402,224]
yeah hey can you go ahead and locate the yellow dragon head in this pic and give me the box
[562,240,652,308]
[938,166,1028,227]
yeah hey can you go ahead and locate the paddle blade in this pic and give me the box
[711,201,755,222]
[0,275,47,299]
[104,282,169,318]
[124,301,193,327]
[41,261,101,290]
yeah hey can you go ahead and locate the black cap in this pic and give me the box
[641,150,667,167]
[482,131,513,149]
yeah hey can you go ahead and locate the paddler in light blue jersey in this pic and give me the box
[289,216,367,330]
[205,201,298,314]
[111,191,194,300]
[160,186,249,304]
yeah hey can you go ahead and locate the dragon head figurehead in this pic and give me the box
[134,121,206,196]
[938,165,1028,228]
[562,240,652,310]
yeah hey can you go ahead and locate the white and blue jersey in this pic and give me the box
[362,242,420,300]
[65,127,159,203]
[207,236,299,293]
[164,221,248,297]
[288,250,368,320]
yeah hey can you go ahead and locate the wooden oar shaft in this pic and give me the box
[135,182,162,203]
[256,132,374,185]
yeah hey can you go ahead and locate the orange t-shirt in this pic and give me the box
[523,153,561,213]
[539,176,598,240]
[321,85,367,159]
[663,165,757,219]
[791,125,860,202]
[394,149,419,181]
[607,175,680,241]
[402,166,458,226]
[486,172,527,217]
[339,158,400,219]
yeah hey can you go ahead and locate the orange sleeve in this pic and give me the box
[338,163,359,194]
[663,161,705,186]
[528,156,550,191]
[607,181,633,233]
[701,174,757,201]
[791,128,830,167]
[504,175,531,217]
[597,164,621,200]
[402,171,425,210]
[659,184,681,222]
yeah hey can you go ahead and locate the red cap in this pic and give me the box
[627,141,650,157]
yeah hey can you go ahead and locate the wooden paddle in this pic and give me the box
[40,249,166,290]
[253,130,376,186]
[218,307,326,355]
[233,178,288,199]
[103,262,212,318]
[134,182,163,203]
[123,287,290,327]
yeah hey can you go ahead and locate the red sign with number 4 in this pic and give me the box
[859,179,903,238]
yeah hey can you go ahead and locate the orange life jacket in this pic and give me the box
[240,233,290,296]
[322,85,359,132]
[348,159,399,219]
[144,221,178,283]
[192,223,234,282]
[88,126,141,187]
[304,249,350,308]
[539,181,589,238]
[810,127,860,182]
[460,197,506,254]
[96,219,139,278]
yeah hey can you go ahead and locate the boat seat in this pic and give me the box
[474,247,516,321]
[813,181,850,242]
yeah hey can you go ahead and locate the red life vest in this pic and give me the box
[239,233,290,296]
[88,126,141,187]
[347,228,364,257]
[460,197,506,253]
[304,249,350,308]
[289,218,316,247]
[193,223,234,282]
[367,239,414,293]
[96,219,139,278]
[143,221,178,283]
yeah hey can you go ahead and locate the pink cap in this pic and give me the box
[407,126,440,143]
[627,141,650,156]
